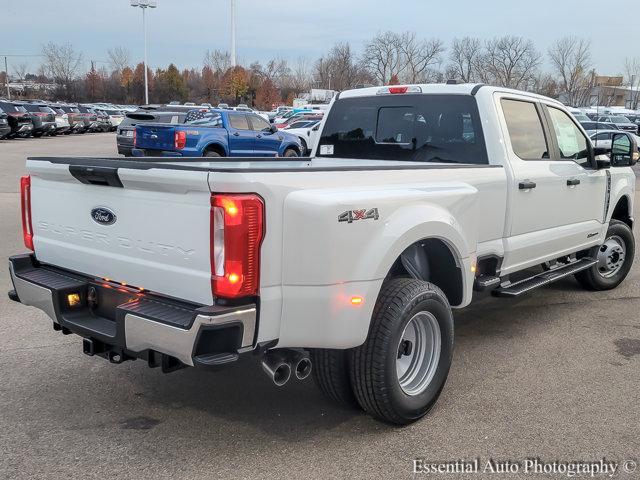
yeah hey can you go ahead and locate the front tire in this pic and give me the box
[283,148,299,158]
[350,278,454,425]
[575,220,635,290]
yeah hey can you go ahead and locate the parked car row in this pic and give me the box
[569,106,640,134]
[0,99,132,140]
[117,102,330,157]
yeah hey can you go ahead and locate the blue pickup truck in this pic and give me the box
[132,108,303,158]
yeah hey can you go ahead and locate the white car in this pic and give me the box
[104,110,125,131]
[9,83,638,425]
[283,120,322,154]
[591,130,640,150]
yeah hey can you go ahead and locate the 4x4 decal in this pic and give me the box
[338,208,379,223]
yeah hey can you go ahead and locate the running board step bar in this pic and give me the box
[493,258,597,297]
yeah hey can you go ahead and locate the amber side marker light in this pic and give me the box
[350,296,364,306]
[67,293,81,308]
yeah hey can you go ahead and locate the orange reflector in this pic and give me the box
[67,293,81,307]
[350,296,364,306]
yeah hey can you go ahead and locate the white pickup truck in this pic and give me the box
[9,83,638,425]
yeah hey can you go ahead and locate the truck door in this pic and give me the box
[227,113,256,156]
[249,114,281,157]
[498,96,607,273]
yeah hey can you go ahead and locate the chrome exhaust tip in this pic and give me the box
[294,355,312,380]
[261,351,292,387]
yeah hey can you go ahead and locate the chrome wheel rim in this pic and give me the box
[396,312,441,396]
[597,235,626,279]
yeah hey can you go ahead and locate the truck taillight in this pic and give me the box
[20,175,34,251]
[175,131,186,149]
[210,194,265,298]
[133,128,137,146]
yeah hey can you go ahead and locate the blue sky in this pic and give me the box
[1,0,635,75]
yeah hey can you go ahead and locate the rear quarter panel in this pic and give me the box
[209,164,507,348]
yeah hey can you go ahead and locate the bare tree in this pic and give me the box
[531,73,560,98]
[448,37,481,82]
[204,49,231,74]
[264,58,290,86]
[477,36,540,90]
[13,62,29,82]
[548,37,592,106]
[41,42,83,98]
[315,42,371,91]
[290,57,312,92]
[624,57,640,109]
[107,46,131,73]
[398,32,444,83]
[363,31,403,85]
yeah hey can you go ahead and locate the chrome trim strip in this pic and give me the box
[124,308,257,366]
[8,262,58,323]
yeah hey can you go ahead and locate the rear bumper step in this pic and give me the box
[8,254,257,369]
[493,257,597,297]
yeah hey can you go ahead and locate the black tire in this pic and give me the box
[350,278,454,425]
[299,138,308,155]
[575,220,635,290]
[283,148,299,158]
[204,150,222,158]
[310,348,358,407]
[32,131,43,138]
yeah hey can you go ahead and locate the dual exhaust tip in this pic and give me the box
[261,349,312,387]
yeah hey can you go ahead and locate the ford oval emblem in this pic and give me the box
[91,207,117,226]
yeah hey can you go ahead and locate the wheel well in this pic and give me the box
[284,144,300,155]
[611,196,633,228]
[387,238,464,306]
[203,143,225,156]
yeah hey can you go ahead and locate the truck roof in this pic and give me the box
[339,83,564,107]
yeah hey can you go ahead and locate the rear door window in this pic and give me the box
[501,99,549,160]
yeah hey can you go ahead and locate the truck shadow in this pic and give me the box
[126,278,595,439]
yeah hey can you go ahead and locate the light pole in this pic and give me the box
[4,56,9,99]
[131,0,157,105]
[230,0,237,67]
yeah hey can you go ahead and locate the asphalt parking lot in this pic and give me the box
[0,133,639,479]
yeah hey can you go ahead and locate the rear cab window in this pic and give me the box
[317,94,488,164]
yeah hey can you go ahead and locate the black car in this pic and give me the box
[20,102,57,137]
[75,105,98,132]
[0,101,34,138]
[0,106,11,139]
[580,121,620,135]
[117,110,186,156]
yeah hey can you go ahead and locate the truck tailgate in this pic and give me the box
[135,124,176,151]
[27,160,213,305]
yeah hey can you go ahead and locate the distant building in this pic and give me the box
[560,75,640,109]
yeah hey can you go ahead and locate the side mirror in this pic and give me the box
[611,132,639,167]
[312,124,320,132]
[270,124,278,134]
